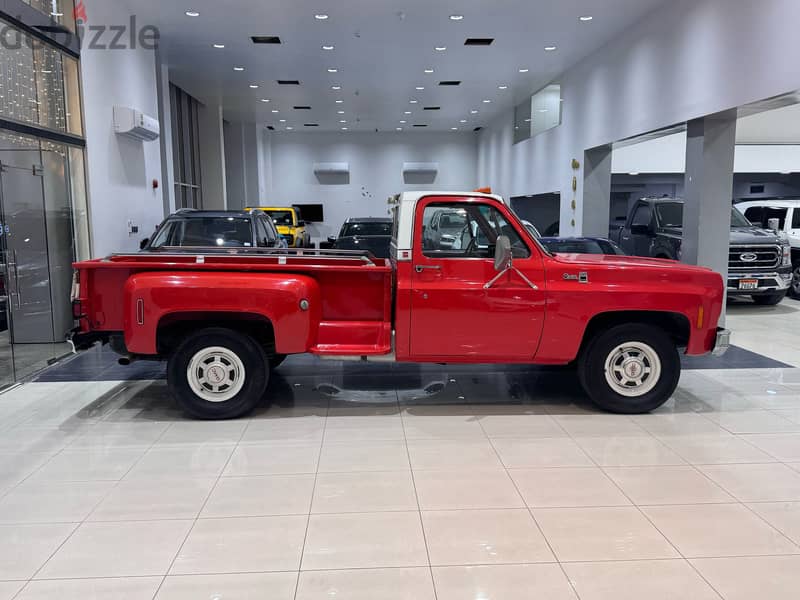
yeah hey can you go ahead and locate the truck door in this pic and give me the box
[620,202,654,258]
[409,197,545,360]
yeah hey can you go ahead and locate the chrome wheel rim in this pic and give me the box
[187,346,246,402]
[604,342,662,397]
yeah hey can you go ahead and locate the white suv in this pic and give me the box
[736,200,800,299]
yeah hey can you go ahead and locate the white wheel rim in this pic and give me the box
[603,342,662,398]
[187,346,246,403]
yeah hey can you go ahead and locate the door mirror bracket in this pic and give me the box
[484,236,538,291]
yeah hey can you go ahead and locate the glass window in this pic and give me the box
[633,204,655,227]
[33,42,66,131]
[342,221,392,237]
[743,207,763,227]
[792,208,800,230]
[267,210,295,227]
[0,27,39,126]
[731,207,753,228]
[62,56,82,136]
[170,84,203,209]
[763,207,788,230]
[150,217,254,249]
[421,203,529,259]
[255,218,276,247]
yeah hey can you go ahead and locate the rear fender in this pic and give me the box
[123,272,321,355]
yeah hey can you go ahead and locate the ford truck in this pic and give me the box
[71,191,729,419]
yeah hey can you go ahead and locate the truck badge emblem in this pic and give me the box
[563,272,589,283]
[739,253,758,262]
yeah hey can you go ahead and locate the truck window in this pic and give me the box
[632,204,654,227]
[793,208,800,229]
[743,207,763,227]
[421,203,529,259]
[763,207,788,229]
[255,218,275,247]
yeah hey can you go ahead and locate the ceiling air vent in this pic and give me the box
[252,36,281,44]
[304,123,319,127]
[465,38,494,46]
[294,106,312,110]
[423,106,441,111]
[439,81,461,86]
[413,124,428,127]
[277,80,300,85]
[473,126,483,132]
[266,125,275,131]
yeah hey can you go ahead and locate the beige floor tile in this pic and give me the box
[698,463,800,502]
[564,559,720,600]
[741,434,800,462]
[89,478,216,521]
[691,556,800,600]
[659,434,776,464]
[312,471,417,513]
[0,523,76,579]
[642,503,799,557]
[223,443,320,476]
[201,474,315,517]
[433,564,577,600]
[423,509,554,565]
[27,448,145,482]
[156,572,297,600]
[296,567,436,600]
[534,507,678,562]
[402,415,487,439]
[631,413,729,437]
[705,411,800,434]
[575,436,686,466]
[323,422,405,442]
[478,414,566,438]
[407,440,502,470]
[553,415,648,437]
[413,469,524,510]
[491,437,593,468]
[240,417,326,443]
[155,421,248,446]
[171,515,306,574]
[38,520,192,578]
[318,441,410,472]
[17,577,162,600]
[510,468,631,508]
[302,512,427,570]
[604,466,733,505]
[0,481,114,524]
[123,445,234,480]
[0,582,23,600]
[747,502,800,545]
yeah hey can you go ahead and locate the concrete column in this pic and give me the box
[198,101,227,210]
[224,121,264,209]
[581,145,613,237]
[154,52,175,216]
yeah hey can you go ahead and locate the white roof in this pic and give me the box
[737,199,800,208]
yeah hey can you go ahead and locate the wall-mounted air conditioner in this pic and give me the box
[113,106,160,142]
[402,162,439,176]
[313,162,350,175]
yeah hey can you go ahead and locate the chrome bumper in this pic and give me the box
[727,271,792,293]
[712,328,731,357]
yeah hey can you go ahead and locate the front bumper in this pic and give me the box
[727,269,792,295]
[712,328,731,357]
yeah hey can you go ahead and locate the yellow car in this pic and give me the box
[246,206,311,248]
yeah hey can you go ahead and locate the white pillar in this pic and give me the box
[198,101,227,210]
[581,145,613,237]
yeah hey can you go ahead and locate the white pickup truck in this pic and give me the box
[736,200,800,299]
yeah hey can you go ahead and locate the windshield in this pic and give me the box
[267,210,295,226]
[342,222,392,237]
[656,203,755,229]
[438,211,467,232]
[730,206,753,227]
[150,217,253,248]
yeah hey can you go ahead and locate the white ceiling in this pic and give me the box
[128,0,668,132]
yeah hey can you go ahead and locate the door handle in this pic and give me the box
[415,265,442,273]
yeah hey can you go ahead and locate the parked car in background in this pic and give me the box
[612,198,792,305]
[141,209,285,251]
[423,208,468,250]
[323,217,393,258]
[541,237,626,256]
[735,199,800,299]
[246,206,311,248]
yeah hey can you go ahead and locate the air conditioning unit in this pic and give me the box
[402,162,439,176]
[113,106,160,142]
[313,162,350,175]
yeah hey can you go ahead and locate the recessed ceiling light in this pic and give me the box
[451,127,458,130]
[470,109,478,114]
[260,98,270,103]
[322,45,334,50]
[629,172,640,175]
[327,68,338,73]
[404,111,412,114]
[337,110,345,114]
[213,44,225,49]
[185,11,200,17]
[544,45,557,51]
[410,99,418,104]
[335,99,344,104]
[424,68,434,73]
[498,85,508,90]
[524,118,532,122]
[286,126,293,130]
[339,120,347,123]
[249,84,259,89]
[396,127,403,131]
[518,68,529,73]
[315,14,329,20]
[233,66,245,71]
[341,127,348,131]
[400,120,407,123]
[435,46,447,51]
[271,109,279,113]
[279,119,286,122]
[450,14,464,21]
[482,99,491,103]
[579,15,593,21]
[331,85,341,90]
[537,108,548,113]
[460,119,467,123]
[415,86,425,90]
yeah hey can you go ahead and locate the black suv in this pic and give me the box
[612,198,792,305]
[142,209,285,251]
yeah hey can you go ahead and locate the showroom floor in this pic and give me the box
[0,301,799,599]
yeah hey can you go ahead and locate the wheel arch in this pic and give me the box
[157,312,276,356]
[579,310,691,355]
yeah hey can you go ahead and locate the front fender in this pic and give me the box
[123,272,321,355]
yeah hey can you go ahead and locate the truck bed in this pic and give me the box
[74,249,394,356]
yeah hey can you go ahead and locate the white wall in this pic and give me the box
[81,0,163,256]
[478,0,800,236]
[263,131,478,241]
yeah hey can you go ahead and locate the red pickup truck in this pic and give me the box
[71,192,729,419]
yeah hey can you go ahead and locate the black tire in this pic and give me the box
[789,265,800,299]
[578,324,680,414]
[270,354,287,370]
[752,292,786,306]
[167,327,269,420]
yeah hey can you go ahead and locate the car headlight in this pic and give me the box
[781,243,791,267]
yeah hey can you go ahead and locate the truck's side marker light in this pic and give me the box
[137,299,145,325]
[697,306,704,329]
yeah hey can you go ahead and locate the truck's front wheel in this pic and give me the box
[168,328,269,419]
[578,324,680,414]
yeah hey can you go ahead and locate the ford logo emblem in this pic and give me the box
[740,252,758,262]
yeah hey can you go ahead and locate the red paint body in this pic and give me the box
[73,195,724,364]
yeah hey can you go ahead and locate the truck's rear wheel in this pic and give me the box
[578,324,680,414]
[168,328,268,419]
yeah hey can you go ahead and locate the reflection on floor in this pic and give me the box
[0,330,71,386]
[0,297,798,599]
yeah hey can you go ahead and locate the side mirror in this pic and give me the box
[327,236,336,244]
[630,224,652,236]
[139,238,150,250]
[297,220,306,227]
[767,217,780,232]
[494,235,513,272]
